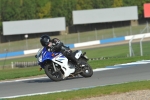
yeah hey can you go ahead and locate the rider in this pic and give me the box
[40,34,84,67]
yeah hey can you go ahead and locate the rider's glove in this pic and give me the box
[50,46,55,52]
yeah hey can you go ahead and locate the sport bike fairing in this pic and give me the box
[37,47,75,78]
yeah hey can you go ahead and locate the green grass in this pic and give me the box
[0,67,44,80]
[82,41,150,58]
[0,56,36,67]
[89,56,150,69]
[7,80,150,100]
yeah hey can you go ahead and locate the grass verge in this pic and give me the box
[0,67,44,81]
[7,80,150,100]
[0,56,150,81]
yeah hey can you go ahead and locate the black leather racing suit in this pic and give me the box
[48,38,78,65]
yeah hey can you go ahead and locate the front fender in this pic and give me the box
[38,50,54,68]
[39,59,52,69]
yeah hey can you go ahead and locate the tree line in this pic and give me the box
[0,0,150,33]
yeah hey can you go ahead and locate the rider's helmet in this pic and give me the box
[40,35,51,47]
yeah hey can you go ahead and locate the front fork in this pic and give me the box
[52,62,57,72]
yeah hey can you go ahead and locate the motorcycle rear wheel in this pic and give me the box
[44,64,63,81]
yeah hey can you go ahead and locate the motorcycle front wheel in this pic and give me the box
[79,59,93,77]
[44,64,63,81]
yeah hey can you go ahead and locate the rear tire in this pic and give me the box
[44,64,63,81]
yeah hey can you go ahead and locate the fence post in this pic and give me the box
[112,27,116,37]
[147,22,149,33]
[130,26,132,35]
[127,31,129,36]
[78,31,80,43]
[3,49,8,69]
[129,35,135,57]
[95,28,98,40]
[140,34,145,56]
[11,62,14,69]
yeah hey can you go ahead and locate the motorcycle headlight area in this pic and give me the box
[75,50,82,59]
[38,55,42,62]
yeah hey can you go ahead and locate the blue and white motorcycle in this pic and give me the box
[35,47,93,81]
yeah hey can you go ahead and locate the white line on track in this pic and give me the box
[114,60,150,66]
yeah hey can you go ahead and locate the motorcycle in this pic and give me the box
[35,47,93,81]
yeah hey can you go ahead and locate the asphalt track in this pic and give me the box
[0,61,150,99]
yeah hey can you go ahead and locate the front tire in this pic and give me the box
[44,64,63,81]
[80,64,93,77]
[79,59,93,77]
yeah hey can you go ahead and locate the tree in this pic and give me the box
[0,0,1,21]
[112,0,123,7]
[134,0,148,18]
[101,0,113,8]
[92,0,104,9]
[0,0,2,32]
[76,0,93,10]
[20,0,37,20]
[1,0,21,21]
[51,0,77,26]
[51,0,64,17]
[36,0,51,19]
[123,0,149,18]
[61,0,76,25]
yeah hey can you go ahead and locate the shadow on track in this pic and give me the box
[25,76,83,83]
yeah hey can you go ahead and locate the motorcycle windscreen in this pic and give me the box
[75,50,82,59]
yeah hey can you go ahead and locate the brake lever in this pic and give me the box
[35,55,37,58]
[51,52,55,57]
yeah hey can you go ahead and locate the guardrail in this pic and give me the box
[0,36,126,59]
[0,33,150,59]
[14,61,38,68]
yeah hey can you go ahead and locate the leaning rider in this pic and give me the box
[40,34,84,67]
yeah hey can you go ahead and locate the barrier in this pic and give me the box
[100,36,125,44]
[15,61,38,68]
[74,40,100,48]
[1,33,150,59]
[0,51,24,58]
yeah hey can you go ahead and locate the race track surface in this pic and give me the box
[0,62,150,99]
